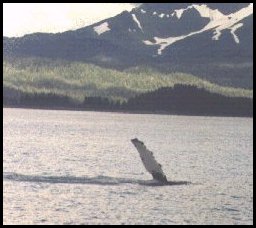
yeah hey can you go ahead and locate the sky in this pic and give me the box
[3,3,138,37]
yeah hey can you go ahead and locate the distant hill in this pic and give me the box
[3,83,253,117]
[3,57,252,117]
[3,3,253,89]
[125,84,253,117]
[3,57,252,103]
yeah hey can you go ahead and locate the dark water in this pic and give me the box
[3,108,253,224]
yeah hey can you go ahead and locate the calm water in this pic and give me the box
[3,108,253,225]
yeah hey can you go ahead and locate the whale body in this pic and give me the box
[131,138,168,183]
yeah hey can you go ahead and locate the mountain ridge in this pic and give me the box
[3,3,253,89]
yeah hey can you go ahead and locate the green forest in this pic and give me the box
[3,57,253,106]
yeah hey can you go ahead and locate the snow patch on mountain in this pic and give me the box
[174,9,187,19]
[94,22,111,35]
[172,4,223,20]
[212,30,221,41]
[132,14,143,32]
[143,3,253,54]
[230,23,243,44]
[192,4,223,20]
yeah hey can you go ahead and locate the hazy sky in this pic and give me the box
[3,3,138,37]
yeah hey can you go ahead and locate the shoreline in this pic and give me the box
[3,104,253,118]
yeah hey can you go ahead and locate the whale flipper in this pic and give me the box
[131,138,168,183]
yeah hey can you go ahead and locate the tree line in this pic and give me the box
[3,84,253,117]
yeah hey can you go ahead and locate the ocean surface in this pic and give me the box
[3,108,253,225]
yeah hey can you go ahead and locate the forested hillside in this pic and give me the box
[3,57,252,104]
[3,57,253,117]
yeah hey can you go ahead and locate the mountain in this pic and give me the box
[3,3,253,89]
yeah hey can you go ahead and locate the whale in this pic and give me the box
[131,138,168,183]
[3,138,189,186]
